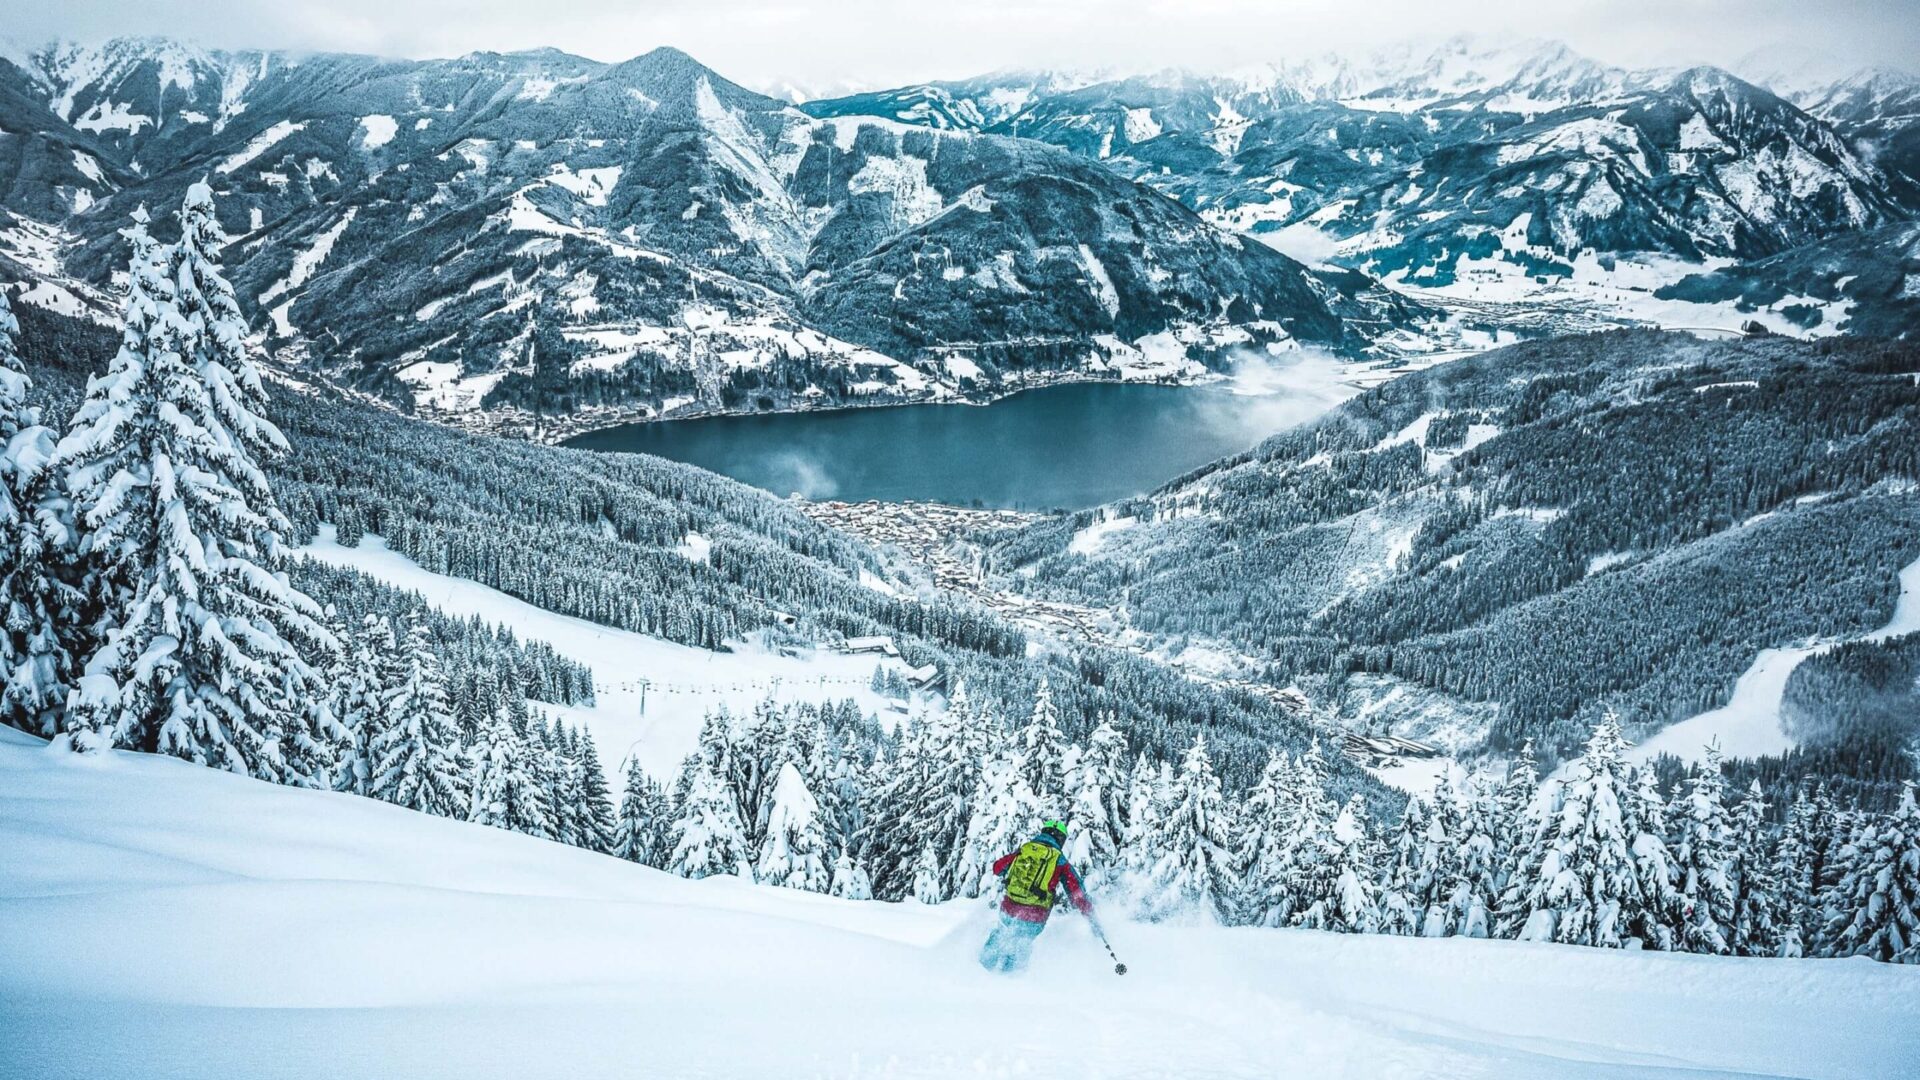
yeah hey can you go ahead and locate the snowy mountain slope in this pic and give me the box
[807,38,1917,321]
[986,332,1920,764]
[1630,556,1920,767]
[798,69,1099,131]
[5,724,1915,1080]
[0,38,1442,430]
[297,525,905,787]
[1653,221,1920,340]
[0,61,129,220]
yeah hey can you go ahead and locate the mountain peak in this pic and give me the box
[604,46,783,112]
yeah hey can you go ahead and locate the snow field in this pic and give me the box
[2,725,1915,1080]
[297,528,907,788]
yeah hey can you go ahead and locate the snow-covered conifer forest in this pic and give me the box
[2,17,1919,1080]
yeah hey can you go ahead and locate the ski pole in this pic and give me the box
[1089,917,1127,975]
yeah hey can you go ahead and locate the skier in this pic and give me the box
[979,819,1096,972]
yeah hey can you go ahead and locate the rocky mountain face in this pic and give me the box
[0,39,1442,427]
[806,38,1919,333]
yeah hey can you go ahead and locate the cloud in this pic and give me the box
[1251,224,1344,268]
[12,1,1920,91]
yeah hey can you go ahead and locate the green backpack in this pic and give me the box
[1004,840,1060,908]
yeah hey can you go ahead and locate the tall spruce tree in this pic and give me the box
[56,189,329,773]
[614,759,673,868]
[1239,749,1304,927]
[1620,764,1682,949]
[1417,774,1462,937]
[1508,715,1639,947]
[570,733,618,854]
[669,754,753,880]
[1447,783,1502,939]
[1728,781,1781,957]
[1770,791,1818,958]
[1376,794,1428,936]
[1823,784,1919,962]
[1140,734,1238,922]
[333,614,392,796]
[1300,796,1380,934]
[468,706,542,833]
[370,612,466,817]
[1492,739,1542,903]
[1064,715,1128,881]
[0,290,76,735]
[758,761,831,892]
[957,743,1040,897]
[1017,677,1067,810]
[1670,748,1737,955]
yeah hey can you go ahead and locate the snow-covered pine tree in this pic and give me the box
[868,698,978,900]
[1440,781,1501,939]
[830,844,874,900]
[57,190,331,773]
[1239,748,1302,927]
[569,732,618,854]
[1274,742,1341,929]
[1492,739,1541,900]
[1728,780,1781,957]
[956,743,1040,897]
[1770,791,1818,958]
[1063,714,1128,881]
[543,719,582,847]
[614,758,673,868]
[1822,783,1919,963]
[1120,751,1161,879]
[911,842,944,904]
[369,612,467,818]
[731,700,791,849]
[1508,714,1639,947]
[468,705,533,831]
[1298,795,1380,934]
[1814,808,1867,956]
[1417,773,1462,937]
[1670,747,1737,955]
[1017,677,1067,810]
[757,760,831,892]
[668,754,753,880]
[1140,734,1238,922]
[333,614,392,796]
[277,663,346,791]
[1375,794,1428,936]
[0,289,76,736]
[1619,764,1682,949]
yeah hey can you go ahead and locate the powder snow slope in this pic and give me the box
[2,725,1916,1080]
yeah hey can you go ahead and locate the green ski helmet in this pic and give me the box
[1041,819,1069,838]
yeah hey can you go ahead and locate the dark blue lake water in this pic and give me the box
[565,382,1318,510]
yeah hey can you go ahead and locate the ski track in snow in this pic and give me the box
[1633,555,1920,765]
[2,725,1915,1080]
[296,527,906,790]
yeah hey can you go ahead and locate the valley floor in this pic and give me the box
[3,725,1915,1080]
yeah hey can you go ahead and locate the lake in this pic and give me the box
[564,381,1333,510]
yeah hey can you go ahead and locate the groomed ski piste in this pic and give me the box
[296,525,910,787]
[4,722,1918,1080]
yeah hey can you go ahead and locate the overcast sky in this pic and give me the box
[14,0,1919,91]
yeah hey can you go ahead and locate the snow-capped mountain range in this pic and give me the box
[807,37,1920,338]
[0,38,1438,427]
[0,34,1913,427]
